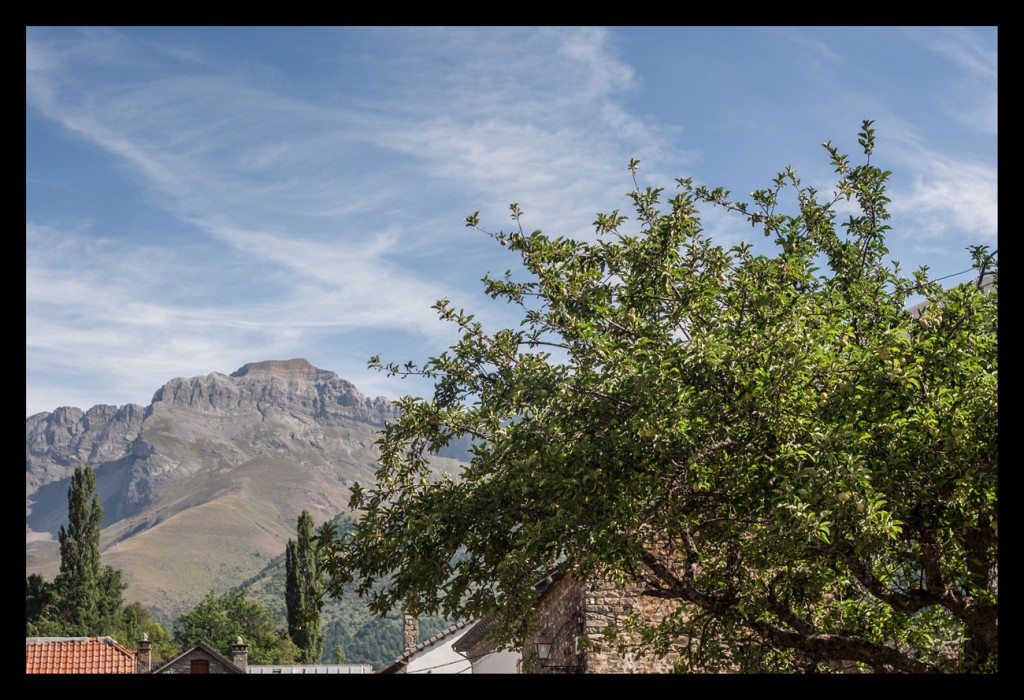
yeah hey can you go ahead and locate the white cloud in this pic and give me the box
[880,123,997,246]
[894,159,997,245]
[904,27,998,136]
[772,27,847,66]
[28,27,994,417]
[911,26,997,82]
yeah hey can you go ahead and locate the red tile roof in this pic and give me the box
[26,636,137,674]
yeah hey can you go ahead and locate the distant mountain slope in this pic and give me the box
[26,359,463,622]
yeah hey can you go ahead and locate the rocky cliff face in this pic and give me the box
[26,359,396,510]
[150,358,393,422]
[25,359,448,620]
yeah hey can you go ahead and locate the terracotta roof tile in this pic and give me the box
[26,636,136,674]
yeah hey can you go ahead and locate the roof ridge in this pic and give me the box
[151,640,242,674]
[383,617,480,669]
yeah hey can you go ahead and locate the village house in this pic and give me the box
[378,614,520,674]
[523,570,684,674]
[144,637,248,674]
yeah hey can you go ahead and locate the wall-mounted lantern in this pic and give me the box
[534,635,554,663]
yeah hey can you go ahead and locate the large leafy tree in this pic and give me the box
[111,601,178,661]
[319,122,997,673]
[26,573,62,636]
[174,589,299,665]
[285,510,325,663]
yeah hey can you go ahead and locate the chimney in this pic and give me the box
[136,632,151,673]
[231,636,249,672]
[403,613,419,653]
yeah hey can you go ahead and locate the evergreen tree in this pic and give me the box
[285,510,325,663]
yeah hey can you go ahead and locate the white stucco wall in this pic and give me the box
[471,649,521,674]
[404,627,473,674]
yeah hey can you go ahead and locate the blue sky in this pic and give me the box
[26,26,998,417]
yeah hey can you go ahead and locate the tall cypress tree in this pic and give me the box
[285,538,300,637]
[285,510,325,663]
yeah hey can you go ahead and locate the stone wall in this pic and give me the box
[529,572,682,674]
[583,578,679,673]
[529,574,586,673]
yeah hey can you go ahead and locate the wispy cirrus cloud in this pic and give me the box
[27,26,687,416]
[28,26,680,238]
[25,27,996,417]
[343,26,691,236]
[892,155,997,250]
[902,26,998,136]
[877,115,997,254]
[905,26,997,83]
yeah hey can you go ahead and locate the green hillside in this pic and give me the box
[241,514,459,670]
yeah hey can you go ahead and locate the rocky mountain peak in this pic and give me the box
[229,358,336,382]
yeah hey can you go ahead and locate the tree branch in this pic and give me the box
[837,541,939,612]
[639,546,936,672]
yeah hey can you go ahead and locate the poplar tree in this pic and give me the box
[53,466,106,633]
[285,510,325,663]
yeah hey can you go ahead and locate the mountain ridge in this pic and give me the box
[25,358,449,622]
